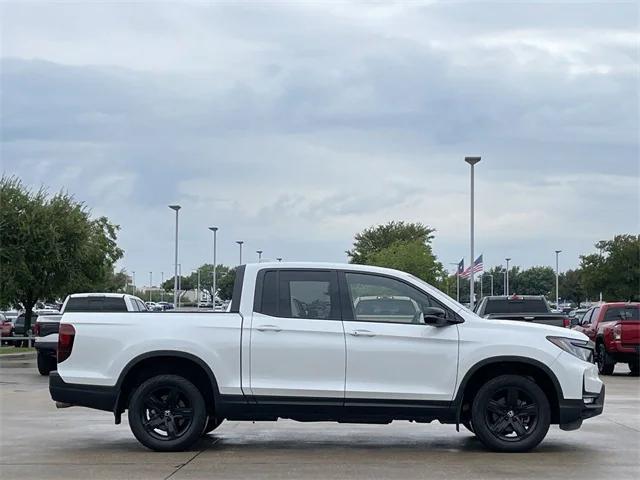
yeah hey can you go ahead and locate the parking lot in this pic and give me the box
[0,353,638,480]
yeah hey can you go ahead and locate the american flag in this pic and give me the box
[460,254,483,278]
[457,258,464,275]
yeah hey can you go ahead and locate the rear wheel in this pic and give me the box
[471,375,550,452]
[597,343,615,375]
[36,352,55,376]
[128,374,207,452]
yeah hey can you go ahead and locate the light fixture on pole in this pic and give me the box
[209,227,218,309]
[555,250,562,307]
[256,250,263,262]
[236,241,244,265]
[465,156,481,310]
[505,258,511,296]
[168,205,181,308]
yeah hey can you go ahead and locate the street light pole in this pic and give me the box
[505,258,511,296]
[256,250,263,262]
[132,271,136,295]
[169,205,181,307]
[161,272,164,302]
[197,268,201,309]
[489,274,494,296]
[149,272,152,302]
[465,156,481,310]
[236,241,244,265]
[209,227,218,308]
[555,250,562,307]
[177,263,182,308]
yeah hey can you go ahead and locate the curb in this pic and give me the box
[0,351,37,361]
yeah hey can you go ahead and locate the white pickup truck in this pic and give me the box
[50,263,604,453]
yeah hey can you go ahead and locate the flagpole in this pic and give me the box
[456,272,460,302]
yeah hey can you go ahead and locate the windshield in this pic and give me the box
[483,298,549,314]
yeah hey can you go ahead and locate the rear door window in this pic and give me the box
[255,270,340,320]
[605,306,639,322]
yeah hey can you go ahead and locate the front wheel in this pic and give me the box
[128,374,207,452]
[471,375,550,452]
[597,343,615,375]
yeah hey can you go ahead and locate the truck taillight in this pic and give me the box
[613,323,622,341]
[33,323,40,336]
[563,317,570,328]
[58,324,76,363]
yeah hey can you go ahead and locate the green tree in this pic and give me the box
[558,269,584,305]
[366,239,445,285]
[513,266,556,296]
[347,221,436,264]
[0,176,124,330]
[217,267,236,301]
[580,235,639,301]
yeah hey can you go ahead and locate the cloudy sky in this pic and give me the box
[1,0,638,286]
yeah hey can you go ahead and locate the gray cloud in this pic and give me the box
[1,1,638,280]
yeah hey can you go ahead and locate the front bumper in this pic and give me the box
[558,384,605,431]
[49,372,117,413]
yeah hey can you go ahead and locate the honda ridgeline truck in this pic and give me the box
[50,263,604,452]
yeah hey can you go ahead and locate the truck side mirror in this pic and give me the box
[422,307,448,326]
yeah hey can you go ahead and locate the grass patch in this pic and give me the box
[0,347,35,354]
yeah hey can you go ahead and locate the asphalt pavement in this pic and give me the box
[1,354,638,480]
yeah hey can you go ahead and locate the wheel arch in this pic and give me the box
[454,356,564,427]
[113,350,220,422]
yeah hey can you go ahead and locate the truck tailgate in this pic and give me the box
[487,314,567,328]
[621,322,640,346]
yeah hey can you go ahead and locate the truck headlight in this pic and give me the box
[547,336,594,363]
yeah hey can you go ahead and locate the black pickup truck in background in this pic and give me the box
[474,295,570,328]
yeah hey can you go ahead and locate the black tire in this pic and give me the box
[203,416,223,434]
[597,343,615,375]
[471,374,550,452]
[628,361,639,377]
[128,374,207,452]
[36,352,55,376]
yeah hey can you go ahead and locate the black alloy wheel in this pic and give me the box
[129,374,207,451]
[483,386,538,442]
[472,375,550,452]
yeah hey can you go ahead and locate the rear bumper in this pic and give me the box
[558,384,605,431]
[49,372,117,413]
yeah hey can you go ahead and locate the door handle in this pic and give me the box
[350,329,375,337]
[256,325,282,332]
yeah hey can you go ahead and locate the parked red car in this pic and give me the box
[1,313,14,345]
[573,302,639,375]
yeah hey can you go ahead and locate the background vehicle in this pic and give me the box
[474,295,570,328]
[145,302,163,311]
[572,302,639,375]
[0,313,12,345]
[51,263,603,453]
[34,293,148,375]
[568,308,589,327]
[156,302,174,310]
